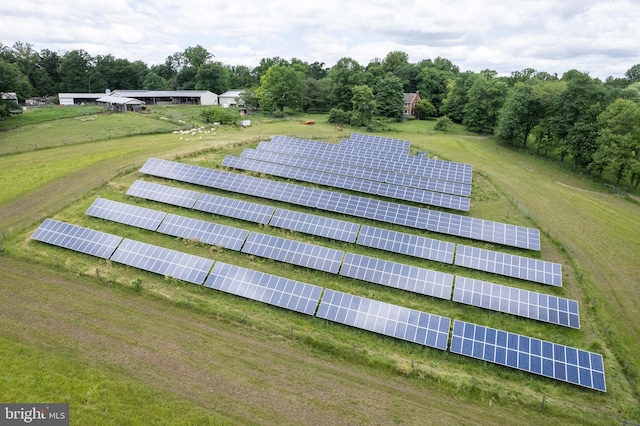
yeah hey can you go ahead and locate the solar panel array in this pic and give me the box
[356,225,455,264]
[240,148,472,197]
[140,158,540,250]
[193,193,275,224]
[455,245,561,286]
[241,232,344,274]
[110,238,214,285]
[340,253,454,300]
[450,320,606,391]
[269,208,360,243]
[317,289,451,350]
[453,277,580,329]
[157,214,249,251]
[261,135,473,184]
[222,155,471,211]
[126,180,201,208]
[204,262,323,315]
[31,218,122,259]
[85,198,167,231]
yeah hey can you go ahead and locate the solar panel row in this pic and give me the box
[240,148,472,197]
[340,253,454,300]
[450,320,605,391]
[139,158,540,250]
[453,277,580,329]
[455,245,562,286]
[316,289,451,350]
[222,155,471,211]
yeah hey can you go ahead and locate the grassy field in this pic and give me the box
[0,107,638,424]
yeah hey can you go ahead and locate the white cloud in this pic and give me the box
[0,0,638,79]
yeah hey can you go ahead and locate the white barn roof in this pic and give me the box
[96,96,145,105]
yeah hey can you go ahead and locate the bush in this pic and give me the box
[413,99,437,120]
[434,116,454,132]
[328,108,351,125]
[200,107,241,125]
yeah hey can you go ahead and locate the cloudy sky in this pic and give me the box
[1,0,638,79]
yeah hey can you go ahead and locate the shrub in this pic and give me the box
[328,108,351,125]
[434,116,454,132]
[200,107,240,125]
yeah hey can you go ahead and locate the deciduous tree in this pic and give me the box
[375,74,404,120]
[256,65,306,114]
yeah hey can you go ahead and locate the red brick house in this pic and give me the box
[403,91,421,117]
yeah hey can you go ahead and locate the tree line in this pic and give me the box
[1,41,639,187]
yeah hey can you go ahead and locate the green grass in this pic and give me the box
[0,337,230,425]
[1,106,639,424]
[0,111,181,155]
[0,105,102,131]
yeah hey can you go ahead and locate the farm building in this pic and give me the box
[403,91,421,117]
[1,92,19,104]
[96,95,145,112]
[58,93,104,106]
[110,90,218,106]
[218,90,244,107]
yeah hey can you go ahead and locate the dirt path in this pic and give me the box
[0,256,559,425]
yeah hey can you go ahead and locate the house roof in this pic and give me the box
[96,95,145,105]
[404,92,419,103]
[112,90,217,97]
[58,93,103,99]
[218,89,244,98]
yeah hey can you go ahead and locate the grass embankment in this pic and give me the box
[0,107,638,424]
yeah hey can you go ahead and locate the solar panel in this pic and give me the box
[449,320,606,392]
[204,262,322,315]
[157,213,249,251]
[85,198,167,231]
[452,276,580,328]
[269,209,360,243]
[316,289,451,350]
[126,180,201,208]
[222,155,471,211]
[193,193,275,224]
[241,232,344,274]
[426,210,541,251]
[110,239,214,285]
[339,253,453,300]
[356,225,455,264]
[31,218,122,259]
[455,245,561,285]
